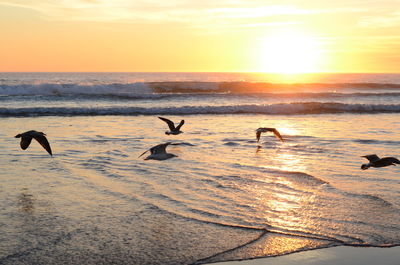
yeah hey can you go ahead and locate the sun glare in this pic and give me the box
[260,31,321,74]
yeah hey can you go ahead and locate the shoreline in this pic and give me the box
[208,246,400,265]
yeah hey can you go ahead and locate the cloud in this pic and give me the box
[0,0,379,33]
[358,11,400,28]
[0,0,325,23]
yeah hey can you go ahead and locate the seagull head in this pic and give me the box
[15,134,22,138]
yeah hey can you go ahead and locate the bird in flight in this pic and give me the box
[256,128,284,142]
[15,130,52,156]
[158,117,185,135]
[361,154,400,170]
[139,142,179,160]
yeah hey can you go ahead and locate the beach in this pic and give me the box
[1,72,400,264]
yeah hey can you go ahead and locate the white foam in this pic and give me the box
[0,83,152,96]
[2,81,400,96]
[1,102,399,117]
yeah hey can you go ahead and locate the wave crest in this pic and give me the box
[1,102,400,117]
[1,81,400,96]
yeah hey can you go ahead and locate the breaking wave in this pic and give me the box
[2,102,400,117]
[1,81,400,96]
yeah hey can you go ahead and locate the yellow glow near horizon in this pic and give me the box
[260,32,322,74]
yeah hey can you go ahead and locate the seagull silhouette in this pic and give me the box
[158,117,184,135]
[361,154,400,170]
[139,142,178,160]
[256,127,284,142]
[15,130,52,156]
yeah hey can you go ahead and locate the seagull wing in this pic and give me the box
[256,131,262,142]
[256,128,283,142]
[151,142,171,155]
[138,149,149,158]
[175,120,185,131]
[158,117,176,131]
[383,157,400,164]
[32,133,52,156]
[362,154,380,162]
[139,143,172,158]
[20,136,33,150]
[271,128,284,142]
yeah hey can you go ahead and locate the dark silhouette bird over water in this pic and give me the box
[361,154,400,170]
[256,127,284,142]
[158,117,184,135]
[139,142,178,160]
[15,130,52,156]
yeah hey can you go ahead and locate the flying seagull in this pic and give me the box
[256,128,284,142]
[15,130,52,156]
[158,117,184,135]
[361,154,400,170]
[139,142,178,160]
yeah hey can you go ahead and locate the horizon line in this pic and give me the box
[1,71,400,74]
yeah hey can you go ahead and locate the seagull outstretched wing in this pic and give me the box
[20,136,33,150]
[32,133,52,156]
[175,120,185,131]
[16,130,52,156]
[361,154,380,162]
[139,142,172,158]
[256,128,284,142]
[158,117,176,131]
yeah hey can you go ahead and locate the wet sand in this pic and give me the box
[209,246,400,265]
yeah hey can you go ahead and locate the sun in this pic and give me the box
[260,31,321,74]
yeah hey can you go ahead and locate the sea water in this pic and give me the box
[0,72,399,264]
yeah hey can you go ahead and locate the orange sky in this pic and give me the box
[0,1,399,73]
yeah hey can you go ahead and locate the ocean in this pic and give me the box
[0,72,399,264]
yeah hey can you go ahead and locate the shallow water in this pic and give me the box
[1,73,400,264]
